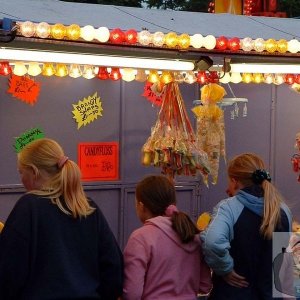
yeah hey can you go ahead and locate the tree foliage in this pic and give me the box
[278,0,300,18]
[60,0,142,7]
[60,0,300,17]
[145,0,209,11]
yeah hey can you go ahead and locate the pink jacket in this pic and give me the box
[123,216,212,300]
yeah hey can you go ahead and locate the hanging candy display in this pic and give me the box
[291,132,300,182]
[141,82,210,180]
[192,83,226,185]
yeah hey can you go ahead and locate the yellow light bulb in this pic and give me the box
[51,23,67,40]
[265,39,277,53]
[55,64,68,77]
[252,73,264,84]
[277,39,288,53]
[242,73,253,83]
[165,32,178,48]
[147,70,160,83]
[42,63,55,76]
[178,33,190,49]
[67,24,81,40]
[160,71,173,84]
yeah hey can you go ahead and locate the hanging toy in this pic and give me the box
[192,83,226,185]
[196,212,211,231]
[291,132,300,182]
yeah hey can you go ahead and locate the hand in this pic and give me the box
[223,270,249,288]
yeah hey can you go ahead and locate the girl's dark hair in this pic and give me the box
[136,175,199,243]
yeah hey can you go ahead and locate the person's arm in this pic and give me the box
[199,252,213,294]
[97,208,123,300]
[123,233,149,300]
[200,200,234,276]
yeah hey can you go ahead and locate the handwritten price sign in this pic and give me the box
[8,75,40,105]
[14,127,45,153]
[78,142,119,181]
[72,92,103,129]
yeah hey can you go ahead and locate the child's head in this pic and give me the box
[18,138,94,218]
[17,138,68,191]
[227,152,283,240]
[135,174,176,219]
[227,152,269,195]
[136,174,199,243]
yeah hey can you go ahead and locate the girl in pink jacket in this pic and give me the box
[123,175,212,300]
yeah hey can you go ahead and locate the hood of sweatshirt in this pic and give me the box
[236,189,264,217]
[145,216,200,253]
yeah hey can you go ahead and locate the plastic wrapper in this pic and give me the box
[192,83,226,185]
[141,82,210,181]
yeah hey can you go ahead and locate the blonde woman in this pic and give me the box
[0,138,123,300]
[201,153,292,299]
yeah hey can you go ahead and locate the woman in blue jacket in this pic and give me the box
[201,153,292,299]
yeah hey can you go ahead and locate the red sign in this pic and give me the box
[78,142,119,181]
[7,75,40,105]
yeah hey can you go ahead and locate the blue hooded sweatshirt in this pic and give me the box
[200,186,292,300]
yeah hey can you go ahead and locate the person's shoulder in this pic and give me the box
[13,193,40,209]
[128,225,153,243]
[214,196,241,212]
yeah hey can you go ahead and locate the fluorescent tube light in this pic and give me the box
[230,63,300,74]
[0,48,195,71]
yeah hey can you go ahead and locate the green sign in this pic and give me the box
[14,127,45,153]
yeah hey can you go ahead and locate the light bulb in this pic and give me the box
[27,62,42,76]
[203,35,216,50]
[152,32,165,47]
[138,30,152,46]
[20,21,36,37]
[69,64,82,78]
[121,68,136,82]
[42,63,55,76]
[67,24,81,40]
[178,33,190,49]
[51,23,66,39]
[254,38,265,52]
[184,71,197,84]
[95,27,110,42]
[82,65,96,79]
[288,39,300,53]
[241,37,254,51]
[135,69,147,82]
[80,25,95,41]
[160,71,173,84]
[230,72,242,84]
[165,32,178,48]
[219,72,231,83]
[13,62,27,76]
[147,70,160,83]
[36,22,51,38]
[55,64,68,77]
[190,34,203,49]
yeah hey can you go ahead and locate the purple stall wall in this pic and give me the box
[0,75,299,245]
